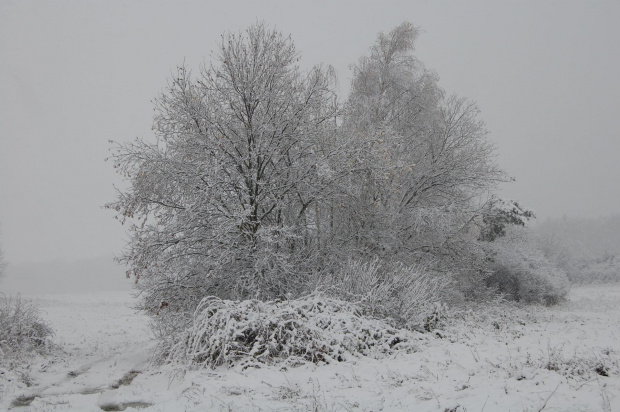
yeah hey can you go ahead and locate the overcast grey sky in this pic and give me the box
[1,0,619,265]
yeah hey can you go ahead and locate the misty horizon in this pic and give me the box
[2,1,620,266]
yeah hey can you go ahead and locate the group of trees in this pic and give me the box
[535,215,620,284]
[108,22,567,332]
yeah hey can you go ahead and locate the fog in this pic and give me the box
[1,256,131,294]
[1,1,619,285]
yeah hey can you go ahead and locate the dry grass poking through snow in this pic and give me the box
[2,286,619,411]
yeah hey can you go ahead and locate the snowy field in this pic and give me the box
[1,286,619,411]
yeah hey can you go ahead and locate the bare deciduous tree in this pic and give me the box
[108,23,338,329]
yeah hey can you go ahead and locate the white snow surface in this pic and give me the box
[1,286,619,411]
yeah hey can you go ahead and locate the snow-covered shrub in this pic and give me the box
[323,259,450,329]
[575,255,620,284]
[422,302,450,332]
[485,227,569,305]
[164,294,419,368]
[0,294,53,366]
[548,251,620,285]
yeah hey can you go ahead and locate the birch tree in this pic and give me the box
[340,22,507,275]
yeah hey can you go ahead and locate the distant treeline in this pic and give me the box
[536,215,620,284]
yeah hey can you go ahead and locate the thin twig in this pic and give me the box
[538,383,560,412]
[480,395,489,412]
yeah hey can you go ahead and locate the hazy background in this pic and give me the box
[1,1,619,292]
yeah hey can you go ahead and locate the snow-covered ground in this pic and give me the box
[1,286,619,411]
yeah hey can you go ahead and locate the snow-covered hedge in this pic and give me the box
[485,227,569,305]
[164,294,420,368]
[0,294,53,367]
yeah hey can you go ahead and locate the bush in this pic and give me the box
[573,255,620,284]
[321,259,450,329]
[485,227,569,305]
[164,294,420,368]
[0,294,54,366]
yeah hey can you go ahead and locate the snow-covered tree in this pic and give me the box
[335,22,506,275]
[108,23,338,329]
[109,22,522,335]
